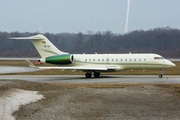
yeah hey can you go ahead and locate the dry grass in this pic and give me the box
[0,60,29,66]
[0,60,179,75]
[49,83,180,88]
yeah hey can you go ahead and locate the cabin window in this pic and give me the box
[102,59,104,62]
[112,59,114,62]
[98,59,100,62]
[139,59,141,61]
[89,59,91,62]
[144,59,146,61]
[134,59,136,61]
[125,59,127,61]
[121,59,123,61]
[93,59,95,62]
[130,59,132,61]
[85,59,87,62]
[116,59,118,61]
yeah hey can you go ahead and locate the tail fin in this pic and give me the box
[10,34,68,58]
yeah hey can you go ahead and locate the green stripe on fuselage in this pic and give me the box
[46,54,72,64]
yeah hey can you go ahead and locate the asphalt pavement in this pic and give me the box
[0,66,179,83]
[0,75,180,83]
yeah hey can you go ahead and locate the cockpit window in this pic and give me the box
[154,57,165,60]
[154,57,160,59]
[160,57,165,59]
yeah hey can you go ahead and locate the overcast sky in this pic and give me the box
[0,0,179,33]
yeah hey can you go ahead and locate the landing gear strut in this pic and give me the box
[158,69,163,78]
[85,73,92,78]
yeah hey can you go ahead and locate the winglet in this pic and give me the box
[26,59,37,68]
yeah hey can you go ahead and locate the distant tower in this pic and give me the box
[125,0,130,33]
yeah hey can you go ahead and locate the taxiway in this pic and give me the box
[0,75,179,83]
[0,66,179,84]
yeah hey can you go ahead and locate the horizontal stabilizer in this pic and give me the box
[26,59,37,68]
[9,36,43,40]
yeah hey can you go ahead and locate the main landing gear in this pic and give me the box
[85,73,92,78]
[158,69,163,78]
[85,72,100,78]
[94,72,100,78]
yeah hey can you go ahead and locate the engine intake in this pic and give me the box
[45,54,74,64]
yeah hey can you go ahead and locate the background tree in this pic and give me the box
[0,27,180,58]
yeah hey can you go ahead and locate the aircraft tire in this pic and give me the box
[94,72,100,78]
[158,74,163,78]
[85,73,92,78]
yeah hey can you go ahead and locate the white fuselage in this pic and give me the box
[71,53,175,72]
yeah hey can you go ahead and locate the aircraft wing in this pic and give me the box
[26,60,121,72]
[38,66,120,71]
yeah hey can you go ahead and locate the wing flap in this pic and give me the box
[106,66,121,70]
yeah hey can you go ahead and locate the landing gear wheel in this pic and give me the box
[85,73,92,78]
[94,72,100,78]
[158,74,163,78]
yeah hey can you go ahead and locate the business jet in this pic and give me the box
[10,34,175,78]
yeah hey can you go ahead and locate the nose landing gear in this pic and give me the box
[158,74,163,78]
[158,69,164,78]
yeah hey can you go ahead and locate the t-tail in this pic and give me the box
[10,34,68,58]
[10,34,74,65]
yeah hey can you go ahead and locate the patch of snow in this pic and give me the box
[0,88,44,120]
[0,66,40,74]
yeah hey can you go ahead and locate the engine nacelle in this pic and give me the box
[39,54,74,64]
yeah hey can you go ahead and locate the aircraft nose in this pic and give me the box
[171,62,176,67]
[164,61,176,68]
